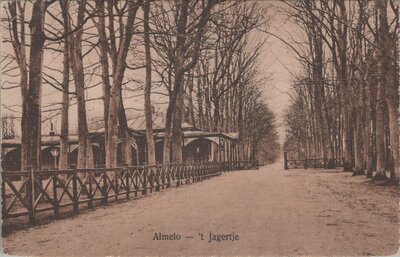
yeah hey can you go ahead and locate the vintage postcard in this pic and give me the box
[0,0,399,256]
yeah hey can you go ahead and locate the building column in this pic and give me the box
[210,141,214,161]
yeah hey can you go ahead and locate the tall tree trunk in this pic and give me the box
[337,0,353,172]
[171,84,184,162]
[364,61,374,178]
[187,74,196,127]
[343,107,354,171]
[95,0,111,165]
[119,94,132,166]
[162,68,176,163]
[143,0,156,165]
[59,0,70,170]
[225,90,230,132]
[237,89,245,161]
[375,54,386,180]
[69,0,93,169]
[387,68,399,180]
[59,47,70,170]
[374,0,390,180]
[24,0,49,170]
[375,69,387,179]
[386,34,399,180]
[213,98,220,132]
[70,49,93,169]
[168,0,189,163]
[353,103,365,175]
[8,2,28,170]
[106,1,140,168]
[162,105,173,163]
[197,71,204,130]
[204,78,211,131]
[107,85,120,168]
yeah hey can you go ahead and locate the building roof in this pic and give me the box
[1,114,239,147]
[88,114,197,134]
[155,130,239,141]
[127,115,196,132]
[2,134,80,147]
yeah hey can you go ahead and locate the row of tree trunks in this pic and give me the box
[283,0,399,181]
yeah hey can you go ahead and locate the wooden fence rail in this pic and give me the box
[283,152,343,170]
[1,160,258,224]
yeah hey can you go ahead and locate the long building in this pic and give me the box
[1,117,241,171]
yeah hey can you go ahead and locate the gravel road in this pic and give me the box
[3,162,399,256]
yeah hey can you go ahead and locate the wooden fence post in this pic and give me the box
[149,167,154,193]
[101,170,108,204]
[134,168,138,197]
[156,166,160,192]
[28,166,36,224]
[284,151,288,170]
[166,164,171,188]
[115,168,119,201]
[125,166,130,200]
[161,165,165,190]
[199,163,203,181]
[142,168,147,195]
[88,170,93,209]
[191,164,195,183]
[72,169,78,213]
[184,164,188,184]
[2,178,6,219]
[52,174,60,218]
[176,165,181,187]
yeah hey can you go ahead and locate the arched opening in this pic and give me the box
[2,147,21,171]
[117,142,138,166]
[183,138,219,162]
[69,144,103,168]
[155,140,164,164]
[41,147,59,170]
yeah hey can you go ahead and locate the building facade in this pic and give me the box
[1,122,240,171]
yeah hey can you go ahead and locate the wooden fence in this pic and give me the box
[2,160,258,224]
[283,152,343,170]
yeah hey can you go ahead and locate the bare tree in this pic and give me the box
[4,1,28,169]
[151,0,223,163]
[143,0,156,164]
[58,0,70,170]
[106,0,142,168]
[24,0,56,170]
[64,0,94,169]
[1,115,16,140]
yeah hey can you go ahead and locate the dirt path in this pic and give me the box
[3,163,399,256]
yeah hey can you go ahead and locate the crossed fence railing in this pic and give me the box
[1,160,258,224]
[283,152,343,170]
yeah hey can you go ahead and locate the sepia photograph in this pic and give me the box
[0,0,399,256]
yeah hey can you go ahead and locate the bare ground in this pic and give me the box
[2,162,399,256]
